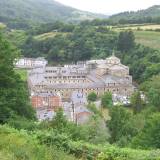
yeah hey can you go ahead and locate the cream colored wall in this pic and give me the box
[32,84,134,100]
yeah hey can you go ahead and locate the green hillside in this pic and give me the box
[0,0,107,29]
[110,5,160,23]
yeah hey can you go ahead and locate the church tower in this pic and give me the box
[106,50,120,65]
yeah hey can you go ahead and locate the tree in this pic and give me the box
[86,115,110,144]
[0,33,35,123]
[143,63,160,81]
[87,92,97,102]
[101,92,113,108]
[131,113,160,149]
[108,106,137,144]
[141,75,160,110]
[87,103,102,117]
[51,108,68,133]
[148,88,160,109]
[131,91,143,114]
[117,31,135,53]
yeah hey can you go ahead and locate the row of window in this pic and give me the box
[44,76,86,79]
[46,70,67,73]
[47,80,86,84]
[36,88,128,94]
[45,70,87,74]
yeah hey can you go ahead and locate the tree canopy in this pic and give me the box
[101,92,113,108]
[87,92,97,102]
[0,33,35,123]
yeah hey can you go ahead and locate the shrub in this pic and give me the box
[87,92,97,102]
[101,92,113,108]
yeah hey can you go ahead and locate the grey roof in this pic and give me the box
[75,106,91,114]
[32,92,57,97]
[44,82,105,89]
[28,57,133,89]
[109,64,128,70]
[28,73,45,85]
[29,67,46,74]
[45,66,88,76]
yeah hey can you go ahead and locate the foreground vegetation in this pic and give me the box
[0,125,76,160]
[1,124,160,160]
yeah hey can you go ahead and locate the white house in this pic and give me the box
[15,57,48,69]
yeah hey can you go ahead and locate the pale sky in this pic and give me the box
[55,0,160,15]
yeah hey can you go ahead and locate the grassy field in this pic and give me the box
[111,24,160,50]
[34,32,58,40]
[113,24,160,31]
[0,22,6,29]
[34,31,69,40]
[14,69,28,81]
[7,30,27,47]
[134,31,160,50]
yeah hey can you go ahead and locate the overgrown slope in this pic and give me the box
[0,125,76,160]
[1,125,160,160]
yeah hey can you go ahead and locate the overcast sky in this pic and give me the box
[55,0,160,15]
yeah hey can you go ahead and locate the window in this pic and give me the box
[62,70,66,73]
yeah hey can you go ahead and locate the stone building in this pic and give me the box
[28,54,134,100]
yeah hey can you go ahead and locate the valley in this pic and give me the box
[0,1,160,160]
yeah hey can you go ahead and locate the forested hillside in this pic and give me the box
[110,5,160,24]
[0,0,107,29]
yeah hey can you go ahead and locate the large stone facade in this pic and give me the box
[28,55,134,100]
